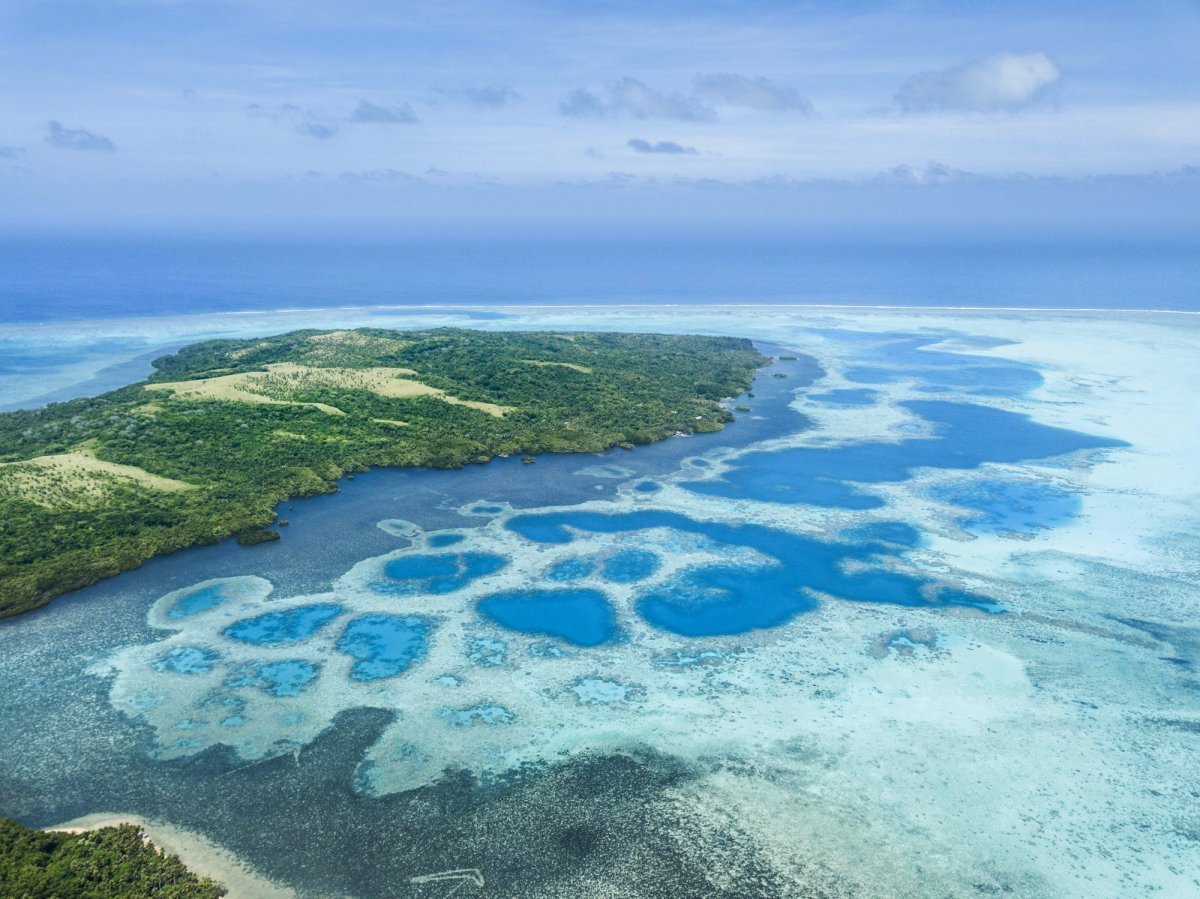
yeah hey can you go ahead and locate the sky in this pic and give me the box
[1,0,1199,238]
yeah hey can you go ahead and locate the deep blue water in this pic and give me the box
[0,237,1197,322]
[503,509,1000,638]
[376,551,508,596]
[684,401,1127,510]
[477,589,617,646]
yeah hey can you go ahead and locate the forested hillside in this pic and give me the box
[0,328,766,616]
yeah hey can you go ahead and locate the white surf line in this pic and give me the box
[6,303,1198,334]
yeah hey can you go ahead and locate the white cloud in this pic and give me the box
[44,120,115,151]
[627,138,697,155]
[896,52,1062,113]
[350,99,418,124]
[694,74,812,113]
[561,78,711,121]
[296,121,337,139]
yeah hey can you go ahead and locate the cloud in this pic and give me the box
[247,103,340,138]
[296,121,338,139]
[694,74,812,113]
[628,138,697,155]
[561,88,607,117]
[350,99,418,124]
[245,103,302,121]
[44,121,115,151]
[0,145,24,159]
[561,78,711,121]
[895,52,1061,113]
[436,87,518,109]
[872,160,979,186]
[339,168,421,183]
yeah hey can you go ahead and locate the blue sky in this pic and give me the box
[1,0,1198,236]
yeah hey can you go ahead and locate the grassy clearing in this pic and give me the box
[0,445,194,509]
[147,363,514,418]
[522,359,593,373]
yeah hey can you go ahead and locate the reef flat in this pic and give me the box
[0,328,766,616]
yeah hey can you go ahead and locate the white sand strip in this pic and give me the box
[47,813,295,899]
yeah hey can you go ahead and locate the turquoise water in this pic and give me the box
[601,549,661,584]
[844,521,923,547]
[835,334,1044,397]
[224,603,345,646]
[226,660,320,697]
[154,646,219,675]
[808,388,878,406]
[931,479,1082,535]
[440,704,515,727]
[546,558,596,582]
[337,615,432,681]
[167,585,228,619]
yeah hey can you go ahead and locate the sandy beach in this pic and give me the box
[48,813,295,899]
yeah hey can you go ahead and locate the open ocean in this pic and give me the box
[0,236,1196,322]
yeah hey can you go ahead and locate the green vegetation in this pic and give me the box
[0,328,766,616]
[235,529,280,547]
[0,818,224,898]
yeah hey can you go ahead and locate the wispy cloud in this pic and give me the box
[44,121,115,151]
[436,87,519,109]
[871,160,979,186]
[247,103,342,139]
[350,99,418,124]
[561,78,711,121]
[339,168,421,183]
[296,121,338,139]
[628,138,697,155]
[0,145,24,159]
[694,74,812,113]
[896,52,1062,113]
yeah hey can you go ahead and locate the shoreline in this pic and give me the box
[48,813,294,899]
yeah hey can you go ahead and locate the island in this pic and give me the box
[0,817,224,898]
[0,328,767,617]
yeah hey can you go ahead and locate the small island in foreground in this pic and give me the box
[0,817,224,898]
[0,328,767,617]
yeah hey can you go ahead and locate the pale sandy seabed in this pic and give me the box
[7,305,1200,897]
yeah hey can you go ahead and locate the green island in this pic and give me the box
[0,818,224,898]
[0,328,766,617]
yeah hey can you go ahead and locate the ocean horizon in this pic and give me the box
[2,235,1197,325]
